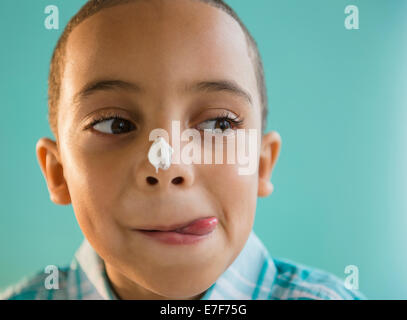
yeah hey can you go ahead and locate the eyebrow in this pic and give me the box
[72,78,253,106]
[72,79,143,105]
[186,80,253,106]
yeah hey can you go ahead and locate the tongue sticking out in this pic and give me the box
[174,217,218,236]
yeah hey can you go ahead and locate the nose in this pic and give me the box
[134,113,195,191]
[135,149,195,192]
[145,173,184,186]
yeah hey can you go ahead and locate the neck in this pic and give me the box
[104,262,206,300]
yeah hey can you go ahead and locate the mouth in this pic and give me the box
[134,217,218,245]
[136,216,218,235]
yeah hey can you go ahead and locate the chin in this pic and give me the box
[152,284,210,300]
[143,273,214,299]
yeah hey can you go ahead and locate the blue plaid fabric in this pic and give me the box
[0,230,366,300]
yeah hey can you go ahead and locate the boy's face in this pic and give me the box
[37,0,281,299]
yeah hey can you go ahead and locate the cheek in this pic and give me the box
[199,162,258,245]
[60,141,132,244]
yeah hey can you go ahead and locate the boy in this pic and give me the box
[1,0,365,299]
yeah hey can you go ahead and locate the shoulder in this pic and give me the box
[211,232,366,300]
[269,257,366,300]
[0,266,70,300]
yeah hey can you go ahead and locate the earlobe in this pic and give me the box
[257,131,282,198]
[36,138,71,205]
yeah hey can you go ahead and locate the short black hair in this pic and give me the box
[48,0,268,136]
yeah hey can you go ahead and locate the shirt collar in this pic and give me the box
[74,239,118,300]
[74,230,276,300]
[201,230,277,299]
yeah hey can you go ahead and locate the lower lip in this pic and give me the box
[137,229,215,245]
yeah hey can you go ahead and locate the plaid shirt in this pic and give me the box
[0,230,366,300]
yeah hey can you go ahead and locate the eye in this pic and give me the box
[196,115,244,133]
[91,117,136,134]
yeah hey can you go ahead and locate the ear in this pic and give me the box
[36,138,71,205]
[257,131,282,197]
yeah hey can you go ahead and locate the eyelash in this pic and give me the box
[203,111,245,129]
[84,113,126,131]
[84,111,245,132]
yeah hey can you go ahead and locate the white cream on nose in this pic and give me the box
[148,136,174,173]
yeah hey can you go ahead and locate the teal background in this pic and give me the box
[1,0,406,299]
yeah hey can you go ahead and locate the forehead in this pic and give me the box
[62,0,259,108]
